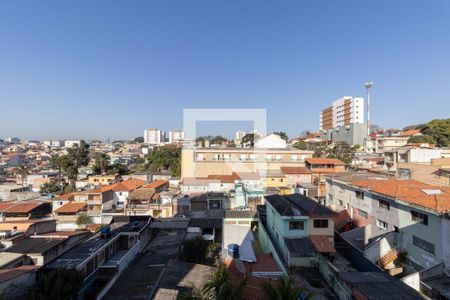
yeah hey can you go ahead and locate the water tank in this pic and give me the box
[227,244,240,259]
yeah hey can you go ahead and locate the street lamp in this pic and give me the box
[364,81,373,136]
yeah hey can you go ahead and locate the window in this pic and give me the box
[355,191,364,199]
[314,219,329,228]
[411,210,428,226]
[339,200,343,207]
[358,209,368,219]
[413,236,435,254]
[376,219,388,230]
[289,221,304,230]
[378,199,390,210]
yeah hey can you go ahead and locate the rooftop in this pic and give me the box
[54,202,87,214]
[352,179,450,214]
[339,271,423,300]
[44,222,137,269]
[265,194,338,217]
[305,158,345,166]
[143,180,168,189]
[6,237,65,254]
[280,166,311,174]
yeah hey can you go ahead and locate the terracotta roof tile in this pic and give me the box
[305,158,345,165]
[352,179,450,214]
[113,178,146,191]
[54,202,87,213]
[142,180,168,189]
[280,166,311,174]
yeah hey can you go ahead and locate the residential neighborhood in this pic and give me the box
[1,1,450,299]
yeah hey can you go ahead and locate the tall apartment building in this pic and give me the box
[167,130,185,143]
[144,128,165,145]
[320,96,367,146]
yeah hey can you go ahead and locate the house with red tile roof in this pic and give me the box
[326,174,450,271]
[305,157,346,196]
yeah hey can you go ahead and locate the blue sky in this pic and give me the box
[1,0,449,140]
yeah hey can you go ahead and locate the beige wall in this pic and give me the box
[182,148,313,177]
[398,163,442,186]
[308,217,335,242]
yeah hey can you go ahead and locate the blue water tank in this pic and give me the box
[227,244,240,258]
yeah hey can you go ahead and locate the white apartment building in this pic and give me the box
[144,128,166,145]
[320,96,364,130]
[320,96,366,146]
[64,140,81,148]
[168,130,185,143]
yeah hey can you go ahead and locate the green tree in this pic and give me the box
[241,133,255,147]
[76,213,92,227]
[65,140,90,188]
[40,180,61,194]
[419,119,450,147]
[34,269,84,300]
[262,277,307,300]
[179,237,210,263]
[134,136,144,143]
[326,142,358,164]
[92,153,110,175]
[181,260,247,300]
[107,163,129,175]
[274,131,289,142]
[146,145,181,177]
[408,135,437,144]
[16,164,29,192]
[50,155,69,192]
[293,141,307,150]
[211,135,228,145]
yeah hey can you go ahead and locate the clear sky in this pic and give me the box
[1,0,449,141]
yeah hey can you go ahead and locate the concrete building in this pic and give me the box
[64,140,81,148]
[326,174,450,272]
[167,130,184,143]
[144,128,165,145]
[181,143,313,178]
[320,96,367,146]
[264,194,338,267]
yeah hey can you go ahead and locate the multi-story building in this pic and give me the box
[326,173,450,271]
[319,96,367,146]
[263,194,338,267]
[143,128,166,145]
[182,135,313,178]
[167,130,185,143]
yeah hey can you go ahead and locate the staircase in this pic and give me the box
[379,248,399,269]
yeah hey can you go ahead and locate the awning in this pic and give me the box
[309,235,336,253]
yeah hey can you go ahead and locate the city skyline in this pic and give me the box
[1,1,450,140]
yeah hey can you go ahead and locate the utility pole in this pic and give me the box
[364,81,373,136]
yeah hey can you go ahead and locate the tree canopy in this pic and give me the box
[241,133,255,147]
[134,136,144,143]
[418,119,450,147]
[146,145,181,177]
[408,135,437,144]
[273,131,289,142]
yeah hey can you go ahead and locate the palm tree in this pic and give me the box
[93,153,110,175]
[16,165,29,192]
[181,260,248,300]
[50,155,69,192]
[262,277,307,300]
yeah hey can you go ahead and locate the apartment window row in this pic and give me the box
[411,210,428,226]
[289,221,304,230]
[413,235,435,255]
